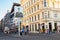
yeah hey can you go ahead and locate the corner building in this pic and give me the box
[21,0,60,33]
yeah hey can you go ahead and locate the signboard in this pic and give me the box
[15,12,23,18]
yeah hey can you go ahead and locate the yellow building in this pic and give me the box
[21,0,60,33]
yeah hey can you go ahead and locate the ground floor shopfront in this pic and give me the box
[28,20,60,33]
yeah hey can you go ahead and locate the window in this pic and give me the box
[42,12,48,19]
[27,11,28,14]
[42,12,44,19]
[30,17,31,22]
[30,25,31,31]
[44,13,47,19]
[28,10,30,14]
[26,3,27,8]
[34,6,36,11]
[32,8,33,13]
[44,0,47,7]
[35,15,36,21]
[29,9,31,14]
[34,0,36,3]
[35,24,37,31]
[54,14,57,18]
[31,0,33,4]
[32,24,34,31]
[31,9,32,13]
[23,6,25,10]
[38,14,40,20]
[25,5,26,8]
[27,2,29,6]
[48,11,50,18]
[37,5,39,10]
[32,16,33,22]
[30,0,31,5]
[29,1,30,6]
[26,2,28,6]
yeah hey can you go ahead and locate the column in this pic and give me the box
[29,25,30,31]
[37,23,39,30]
[37,23,39,33]
[40,23,42,30]
[52,22,55,32]
[33,24,35,32]
[34,24,35,33]
[40,23,42,33]
[31,24,32,32]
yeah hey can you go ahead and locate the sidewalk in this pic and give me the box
[9,33,30,38]
[9,32,60,38]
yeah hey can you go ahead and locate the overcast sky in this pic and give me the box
[0,0,20,21]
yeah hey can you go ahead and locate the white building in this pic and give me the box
[21,0,60,33]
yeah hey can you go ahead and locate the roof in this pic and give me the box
[10,3,20,13]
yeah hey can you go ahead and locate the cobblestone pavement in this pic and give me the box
[0,32,60,40]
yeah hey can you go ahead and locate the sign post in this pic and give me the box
[18,18,22,36]
[17,16,23,36]
[15,8,23,36]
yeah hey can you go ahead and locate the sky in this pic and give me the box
[0,0,20,21]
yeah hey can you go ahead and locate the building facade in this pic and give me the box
[21,0,60,33]
[1,11,11,31]
[1,19,5,31]
[4,12,11,28]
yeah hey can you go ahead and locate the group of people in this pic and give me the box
[20,28,29,35]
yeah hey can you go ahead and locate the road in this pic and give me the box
[0,32,60,40]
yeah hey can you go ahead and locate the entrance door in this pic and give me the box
[30,25,31,31]
[42,23,45,32]
[35,24,37,31]
[38,24,40,32]
[54,23,57,31]
[26,25,29,32]
[38,24,40,30]
[49,23,52,32]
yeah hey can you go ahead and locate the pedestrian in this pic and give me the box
[48,29,51,34]
[20,29,24,36]
[20,30,22,36]
[24,28,27,35]
[22,28,24,33]
[47,29,49,34]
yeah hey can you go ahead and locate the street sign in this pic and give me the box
[15,12,23,18]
